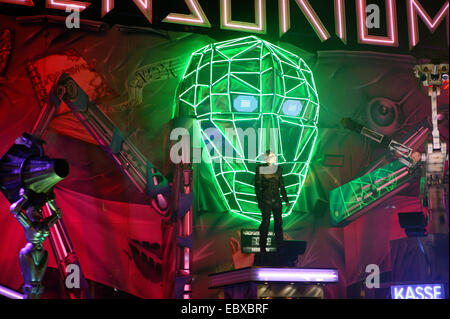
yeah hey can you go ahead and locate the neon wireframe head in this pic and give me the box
[177,36,319,222]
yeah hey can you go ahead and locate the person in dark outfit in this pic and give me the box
[254,150,290,253]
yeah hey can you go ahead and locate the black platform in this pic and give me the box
[254,240,307,267]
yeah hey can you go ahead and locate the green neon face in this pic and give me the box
[177,36,319,222]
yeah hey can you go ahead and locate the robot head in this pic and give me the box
[176,36,319,222]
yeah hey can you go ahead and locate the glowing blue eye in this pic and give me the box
[233,95,258,112]
[282,99,303,116]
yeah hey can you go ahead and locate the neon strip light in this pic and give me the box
[184,247,190,269]
[52,224,68,258]
[407,0,449,49]
[0,285,23,299]
[0,0,33,6]
[163,0,211,27]
[51,229,63,259]
[334,0,346,43]
[101,0,113,17]
[133,0,152,24]
[58,219,74,251]
[256,268,339,282]
[43,204,68,259]
[376,170,408,192]
[46,0,90,11]
[279,0,288,37]
[373,166,407,184]
[220,0,266,33]
[403,127,428,146]
[356,0,398,47]
[209,267,338,288]
[279,0,330,41]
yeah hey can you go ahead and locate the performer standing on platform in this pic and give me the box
[254,150,290,253]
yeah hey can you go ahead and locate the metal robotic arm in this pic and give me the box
[414,63,449,234]
[42,199,62,229]
[9,190,33,229]
[31,73,193,298]
[341,117,417,168]
[330,64,449,232]
[38,73,171,217]
[330,117,427,226]
[9,189,62,233]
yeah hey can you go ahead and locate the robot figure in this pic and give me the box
[0,133,68,299]
[10,189,62,299]
[254,150,290,253]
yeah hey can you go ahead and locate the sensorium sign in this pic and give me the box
[1,0,448,49]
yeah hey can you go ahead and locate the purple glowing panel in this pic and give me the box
[0,285,23,299]
[209,267,338,288]
[256,268,338,283]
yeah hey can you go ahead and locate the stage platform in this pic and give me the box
[209,267,338,299]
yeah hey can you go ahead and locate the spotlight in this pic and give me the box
[0,133,68,203]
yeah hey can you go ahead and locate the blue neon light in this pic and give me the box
[282,99,303,116]
[391,284,445,299]
[233,95,258,112]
